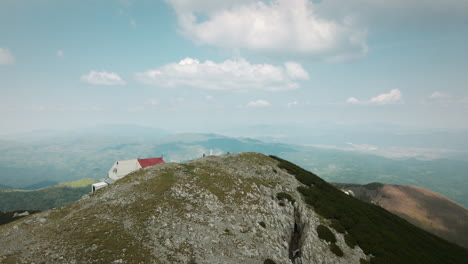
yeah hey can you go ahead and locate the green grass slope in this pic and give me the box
[270,155,468,264]
[0,178,96,211]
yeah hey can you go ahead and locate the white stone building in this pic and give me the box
[91,157,164,192]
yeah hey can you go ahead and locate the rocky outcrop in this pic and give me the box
[0,153,366,263]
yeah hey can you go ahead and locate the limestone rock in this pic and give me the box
[0,153,366,263]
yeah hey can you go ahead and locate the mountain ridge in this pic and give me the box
[332,182,468,249]
[0,178,96,211]
[1,153,467,264]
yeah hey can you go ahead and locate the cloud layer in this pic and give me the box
[246,99,271,108]
[426,91,468,108]
[429,92,450,99]
[167,0,367,61]
[167,0,468,61]
[0,48,15,65]
[135,57,309,91]
[80,71,125,86]
[347,89,403,105]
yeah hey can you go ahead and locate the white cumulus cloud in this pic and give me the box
[346,97,360,104]
[80,71,126,86]
[166,0,468,61]
[429,92,451,99]
[285,62,310,80]
[135,57,309,91]
[167,0,367,61]
[246,99,271,108]
[347,89,402,105]
[0,48,15,65]
[370,89,402,104]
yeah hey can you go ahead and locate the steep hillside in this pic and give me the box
[332,182,468,249]
[0,153,366,264]
[0,178,96,211]
[0,153,467,264]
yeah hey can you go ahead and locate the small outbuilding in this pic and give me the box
[91,182,109,192]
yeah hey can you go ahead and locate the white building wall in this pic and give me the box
[106,159,142,183]
[91,182,109,192]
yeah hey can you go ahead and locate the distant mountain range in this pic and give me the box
[0,178,96,211]
[332,182,468,249]
[1,127,467,208]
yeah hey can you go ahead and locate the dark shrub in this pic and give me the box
[264,258,276,264]
[259,221,266,228]
[330,219,346,234]
[276,192,295,204]
[317,224,336,243]
[344,233,357,249]
[359,258,370,264]
[330,243,344,257]
[0,210,40,226]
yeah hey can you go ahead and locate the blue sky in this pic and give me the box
[1,0,468,134]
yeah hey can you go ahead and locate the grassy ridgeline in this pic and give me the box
[270,155,468,264]
[0,178,96,211]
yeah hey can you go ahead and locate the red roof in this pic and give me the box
[137,157,165,168]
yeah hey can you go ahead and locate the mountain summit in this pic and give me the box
[1,153,467,264]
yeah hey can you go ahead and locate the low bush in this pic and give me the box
[317,224,336,243]
[263,258,276,264]
[359,258,370,264]
[330,243,344,257]
[344,233,357,249]
[259,221,266,228]
[330,219,346,234]
[276,192,295,204]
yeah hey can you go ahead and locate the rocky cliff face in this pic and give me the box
[0,153,366,264]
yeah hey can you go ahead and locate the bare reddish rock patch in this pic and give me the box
[333,182,468,249]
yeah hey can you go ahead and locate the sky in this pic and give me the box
[1,0,468,135]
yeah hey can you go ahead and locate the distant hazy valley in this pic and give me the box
[1,125,468,208]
